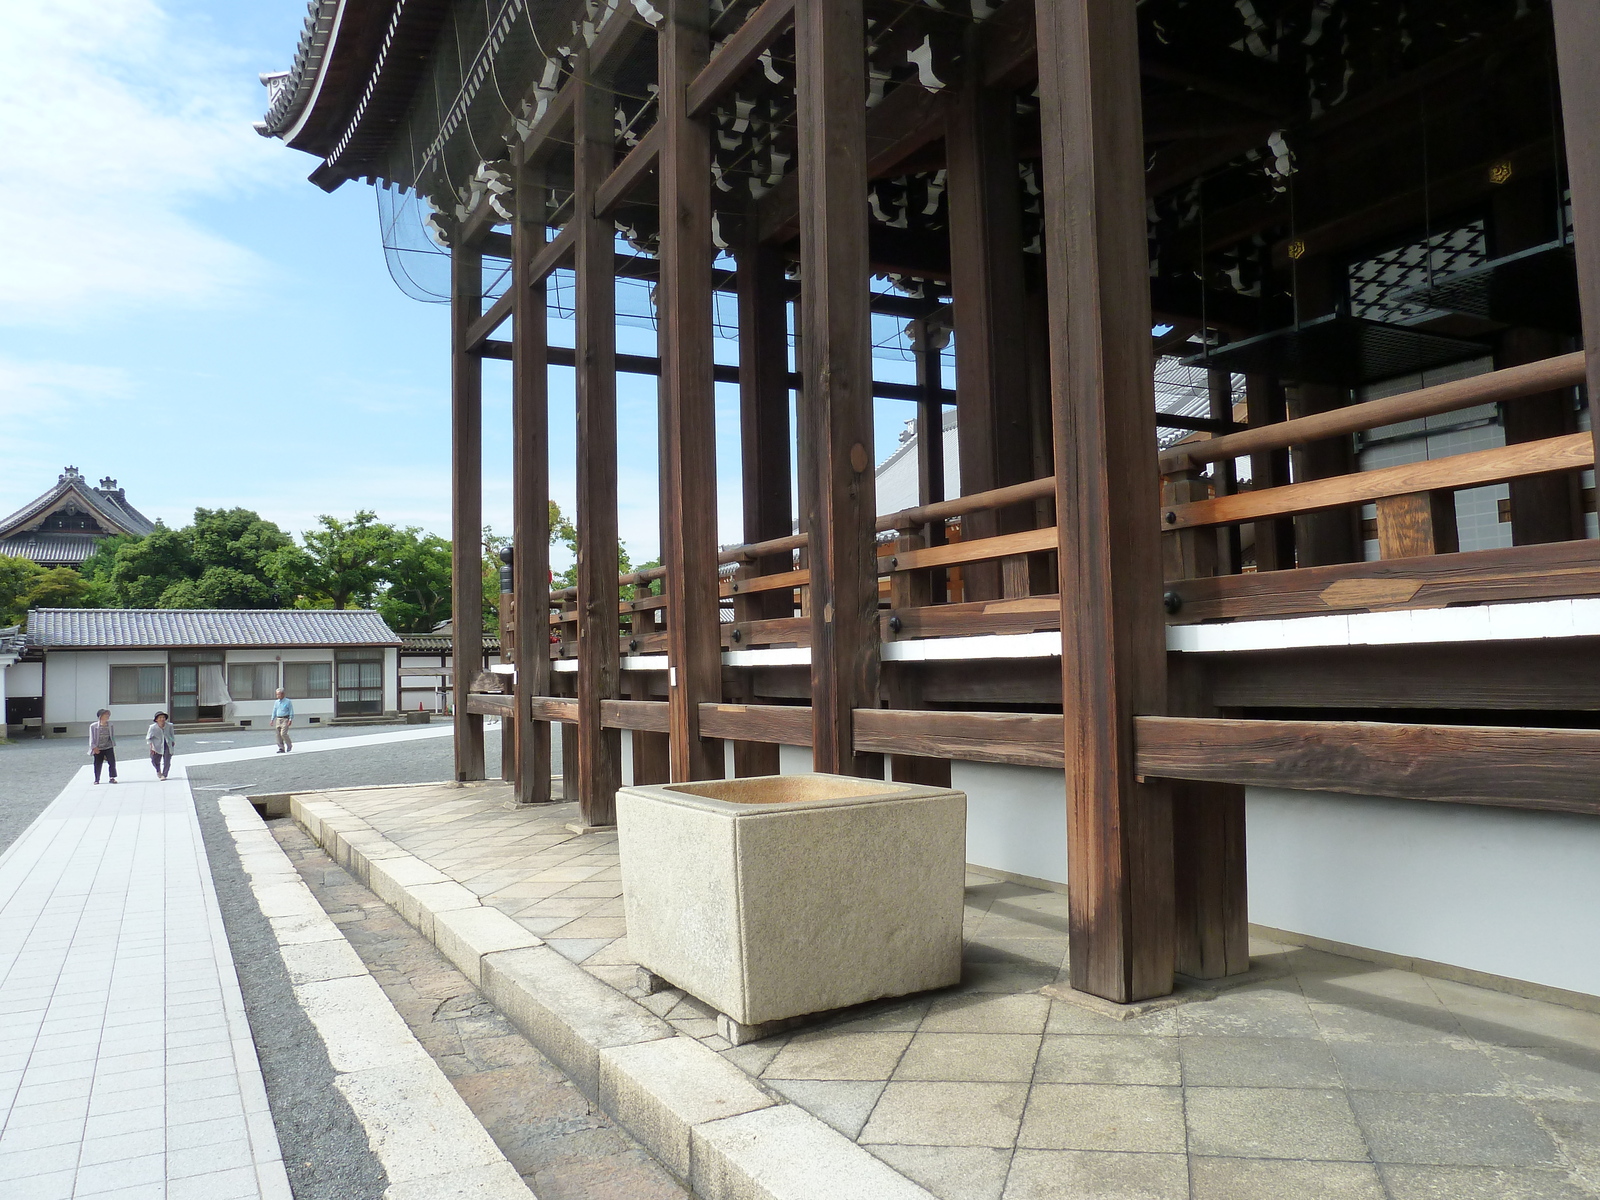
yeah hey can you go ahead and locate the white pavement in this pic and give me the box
[0,763,291,1200]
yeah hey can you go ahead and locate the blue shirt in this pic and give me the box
[272,698,294,719]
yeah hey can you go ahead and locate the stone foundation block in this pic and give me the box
[619,774,965,1026]
[691,1104,936,1200]
[431,905,544,985]
[480,945,673,1099]
[598,1036,776,1179]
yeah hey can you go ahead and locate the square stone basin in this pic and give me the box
[617,773,966,1027]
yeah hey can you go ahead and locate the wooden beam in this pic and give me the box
[796,0,880,777]
[601,699,671,731]
[451,242,487,782]
[465,286,514,353]
[595,125,662,216]
[1135,716,1600,817]
[1167,537,1600,623]
[1038,0,1174,1003]
[658,0,725,783]
[1166,433,1594,531]
[687,0,796,119]
[947,41,1033,602]
[572,57,623,827]
[511,153,553,805]
[889,526,1057,573]
[528,222,579,286]
[465,693,514,717]
[529,696,580,723]
[1552,0,1600,473]
[853,709,1064,769]
[522,4,648,164]
[698,702,813,746]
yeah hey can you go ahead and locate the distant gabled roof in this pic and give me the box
[0,468,157,544]
[29,609,401,649]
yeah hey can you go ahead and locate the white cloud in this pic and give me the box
[0,0,288,326]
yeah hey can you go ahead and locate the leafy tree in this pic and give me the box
[108,525,198,607]
[22,567,95,611]
[267,511,402,610]
[0,555,44,625]
[104,509,292,608]
[377,530,453,634]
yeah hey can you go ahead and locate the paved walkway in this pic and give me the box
[309,781,1600,1200]
[0,764,291,1200]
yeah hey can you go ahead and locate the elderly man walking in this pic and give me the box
[272,688,295,753]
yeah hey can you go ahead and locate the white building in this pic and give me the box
[12,608,401,737]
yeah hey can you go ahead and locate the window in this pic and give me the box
[227,662,279,701]
[110,665,165,706]
[283,662,332,699]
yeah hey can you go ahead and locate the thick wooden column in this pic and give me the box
[1553,0,1600,469]
[1037,0,1174,1003]
[733,228,793,778]
[451,242,487,782]
[512,154,553,804]
[947,52,1032,601]
[573,58,623,826]
[658,0,724,782]
[795,0,881,778]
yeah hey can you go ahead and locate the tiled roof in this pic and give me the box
[0,470,157,541]
[28,609,401,649]
[400,634,500,652]
[0,534,105,565]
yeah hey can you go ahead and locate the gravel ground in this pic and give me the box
[193,792,389,1200]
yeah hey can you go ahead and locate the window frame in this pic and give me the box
[110,664,166,706]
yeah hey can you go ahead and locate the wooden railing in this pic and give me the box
[533,350,1596,656]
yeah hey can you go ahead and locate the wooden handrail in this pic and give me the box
[1165,432,1593,530]
[1158,351,1585,473]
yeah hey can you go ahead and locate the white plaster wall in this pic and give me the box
[6,661,42,698]
[1247,787,1600,998]
[951,762,1068,887]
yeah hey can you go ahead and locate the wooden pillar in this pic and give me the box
[628,584,670,785]
[658,0,724,783]
[1208,369,1241,576]
[1552,0,1600,469]
[1494,178,1583,544]
[1038,0,1174,1003]
[911,315,949,604]
[796,0,881,778]
[512,153,553,804]
[733,229,793,778]
[573,56,623,827]
[1289,259,1359,566]
[1245,374,1295,570]
[451,242,487,782]
[947,49,1032,601]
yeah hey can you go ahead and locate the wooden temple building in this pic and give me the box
[262,0,1600,1005]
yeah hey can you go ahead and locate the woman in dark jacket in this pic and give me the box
[147,711,176,781]
[88,709,117,784]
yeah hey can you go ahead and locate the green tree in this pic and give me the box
[268,511,402,610]
[22,567,95,611]
[0,555,44,625]
[377,529,454,634]
[108,525,197,607]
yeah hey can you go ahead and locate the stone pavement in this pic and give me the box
[300,781,1600,1200]
[0,765,290,1200]
[269,816,689,1199]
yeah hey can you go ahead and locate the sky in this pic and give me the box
[0,0,927,573]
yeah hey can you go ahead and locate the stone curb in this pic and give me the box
[283,788,939,1200]
[218,795,531,1200]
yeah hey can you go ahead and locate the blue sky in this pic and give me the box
[0,0,925,572]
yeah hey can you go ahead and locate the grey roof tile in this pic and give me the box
[28,608,401,649]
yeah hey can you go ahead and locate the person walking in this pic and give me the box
[88,709,118,784]
[271,688,294,753]
[147,711,176,781]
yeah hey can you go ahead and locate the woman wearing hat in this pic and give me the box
[147,711,176,781]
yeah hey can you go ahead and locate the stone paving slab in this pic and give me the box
[0,765,291,1200]
[286,781,1600,1200]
